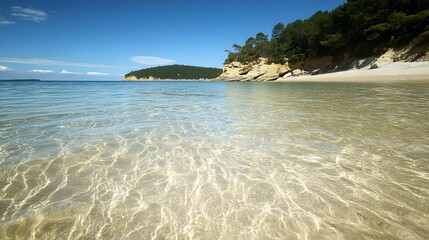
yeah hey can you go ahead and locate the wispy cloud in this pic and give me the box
[87,72,110,76]
[130,56,176,66]
[0,65,11,71]
[11,6,48,22]
[61,70,83,75]
[0,57,130,69]
[61,70,111,76]
[0,19,16,25]
[31,69,54,73]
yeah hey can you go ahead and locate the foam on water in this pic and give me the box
[0,81,428,239]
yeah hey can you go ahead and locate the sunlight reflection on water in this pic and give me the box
[0,81,428,239]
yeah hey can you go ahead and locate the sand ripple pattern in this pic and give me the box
[0,81,428,239]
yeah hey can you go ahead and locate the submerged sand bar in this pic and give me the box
[275,61,429,83]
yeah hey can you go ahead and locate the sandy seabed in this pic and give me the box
[275,61,429,83]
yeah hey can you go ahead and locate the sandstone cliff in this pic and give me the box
[218,58,293,82]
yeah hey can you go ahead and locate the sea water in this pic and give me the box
[0,81,428,239]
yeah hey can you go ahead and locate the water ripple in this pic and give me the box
[0,81,428,239]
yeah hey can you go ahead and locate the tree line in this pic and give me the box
[125,65,222,80]
[225,0,429,64]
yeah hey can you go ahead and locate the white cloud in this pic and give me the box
[11,6,48,22]
[0,57,130,69]
[87,72,109,76]
[31,69,54,73]
[61,70,82,75]
[0,65,11,71]
[130,56,176,66]
[0,19,16,25]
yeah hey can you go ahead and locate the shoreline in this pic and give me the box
[274,61,429,83]
[122,61,429,83]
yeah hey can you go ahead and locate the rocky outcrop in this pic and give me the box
[217,57,323,82]
[123,76,159,81]
[217,31,429,82]
[123,75,139,81]
[370,49,396,69]
[344,49,396,70]
[394,30,429,62]
[217,50,414,82]
[217,58,293,82]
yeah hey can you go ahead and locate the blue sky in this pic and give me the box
[0,0,346,80]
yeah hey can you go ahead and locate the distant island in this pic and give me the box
[124,65,222,81]
[1,79,41,81]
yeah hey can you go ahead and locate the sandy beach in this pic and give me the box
[275,61,429,83]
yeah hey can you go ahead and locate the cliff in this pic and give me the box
[123,75,159,81]
[218,31,429,82]
[218,58,291,82]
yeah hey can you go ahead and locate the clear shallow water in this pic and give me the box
[0,81,428,239]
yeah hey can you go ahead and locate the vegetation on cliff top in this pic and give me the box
[225,0,429,64]
[125,65,222,80]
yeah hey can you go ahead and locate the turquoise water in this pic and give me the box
[0,81,428,239]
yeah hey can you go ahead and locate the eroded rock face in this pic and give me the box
[123,75,139,81]
[282,72,292,79]
[217,49,411,81]
[217,31,429,82]
[218,58,291,82]
[123,75,160,81]
[292,69,303,76]
[371,49,396,69]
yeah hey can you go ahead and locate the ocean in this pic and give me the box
[0,81,428,239]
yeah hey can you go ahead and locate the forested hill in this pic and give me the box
[225,0,429,64]
[124,65,222,80]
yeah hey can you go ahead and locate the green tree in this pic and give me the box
[271,23,285,39]
[225,0,429,64]
[255,32,269,42]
